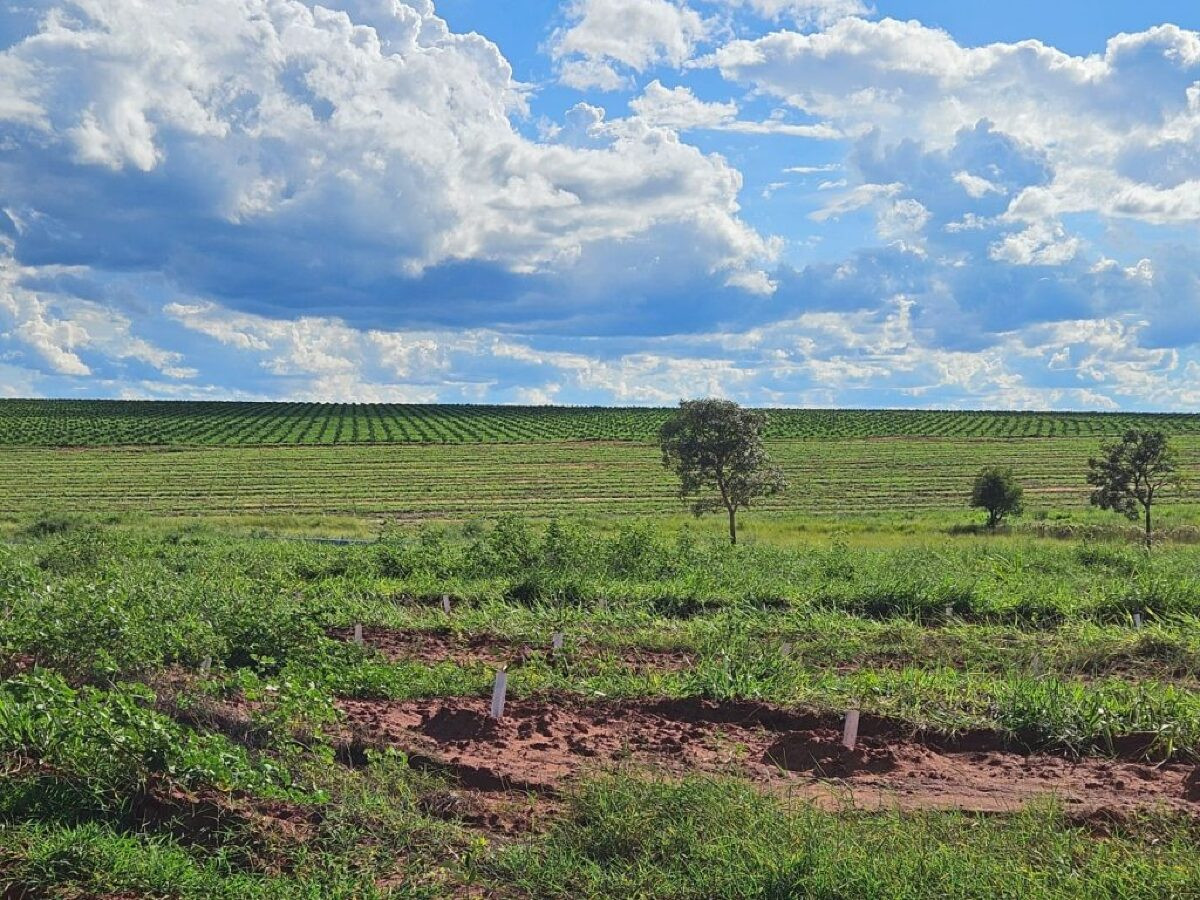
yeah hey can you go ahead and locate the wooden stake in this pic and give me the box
[442,594,451,614]
[353,623,363,646]
[552,632,564,652]
[200,655,211,676]
[1133,612,1143,630]
[842,708,860,751]
[490,668,508,720]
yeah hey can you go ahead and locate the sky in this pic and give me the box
[1,1,1199,409]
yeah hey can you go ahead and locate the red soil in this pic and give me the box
[337,695,1200,820]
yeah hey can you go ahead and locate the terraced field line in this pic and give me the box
[2,437,1197,519]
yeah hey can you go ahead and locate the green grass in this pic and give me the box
[5,400,1200,896]
[3,495,1200,894]
[493,777,1200,899]
[0,437,1197,524]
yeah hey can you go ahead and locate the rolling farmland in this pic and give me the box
[1,402,1198,522]
[3,399,1200,445]
[5,401,1200,897]
[3,436,1199,522]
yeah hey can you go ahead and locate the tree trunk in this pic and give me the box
[1144,501,1153,550]
[728,505,737,546]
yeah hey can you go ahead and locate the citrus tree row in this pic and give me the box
[2,400,1200,446]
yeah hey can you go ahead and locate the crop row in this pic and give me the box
[3,400,1200,446]
[2,438,1196,520]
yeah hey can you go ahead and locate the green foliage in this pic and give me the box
[659,399,787,544]
[37,525,113,576]
[971,466,1025,529]
[0,673,287,806]
[493,777,1200,899]
[541,518,592,573]
[4,399,1200,446]
[0,822,389,898]
[4,522,1200,895]
[1089,430,1179,546]
[1,432,1196,524]
[20,513,88,538]
[482,514,539,576]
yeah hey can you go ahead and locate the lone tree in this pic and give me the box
[659,398,786,545]
[1087,430,1178,549]
[970,466,1024,530]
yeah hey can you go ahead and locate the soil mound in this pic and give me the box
[764,733,898,776]
[337,694,1200,819]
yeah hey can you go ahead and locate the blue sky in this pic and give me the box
[1,1,1198,408]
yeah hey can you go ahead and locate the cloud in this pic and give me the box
[809,182,900,221]
[989,221,1081,267]
[1,255,194,378]
[2,4,1199,412]
[876,198,930,244]
[549,0,713,90]
[953,171,1003,199]
[707,0,871,29]
[0,0,776,333]
[629,80,840,136]
[784,164,841,175]
[714,18,1200,228]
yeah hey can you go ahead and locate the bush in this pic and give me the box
[606,522,666,579]
[541,519,593,574]
[0,673,286,806]
[970,467,1024,530]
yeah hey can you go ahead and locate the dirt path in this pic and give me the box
[338,695,1200,821]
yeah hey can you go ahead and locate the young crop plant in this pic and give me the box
[1088,430,1180,549]
[971,466,1025,530]
[659,399,787,545]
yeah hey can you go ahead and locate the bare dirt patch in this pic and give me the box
[330,626,695,673]
[337,695,1200,820]
[131,775,320,855]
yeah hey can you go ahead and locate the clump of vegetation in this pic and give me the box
[493,777,1200,899]
[971,466,1024,530]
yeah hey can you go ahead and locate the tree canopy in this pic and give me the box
[970,467,1024,530]
[1087,430,1178,548]
[659,399,786,545]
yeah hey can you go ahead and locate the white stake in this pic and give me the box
[442,594,451,614]
[490,668,508,720]
[353,623,364,646]
[780,642,792,657]
[1030,653,1043,677]
[1133,613,1143,630]
[944,604,953,620]
[552,631,564,652]
[200,655,211,676]
[842,708,860,751]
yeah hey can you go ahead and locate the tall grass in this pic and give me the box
[493,776,1200,899]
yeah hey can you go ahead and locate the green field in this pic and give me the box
[3,521,1200,897]
[3,437,1198,531]
[4,399,1200,445]
[2,402,1200,897]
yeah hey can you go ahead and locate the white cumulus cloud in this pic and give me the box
[0,0,775,309]
[550,0,713,90]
